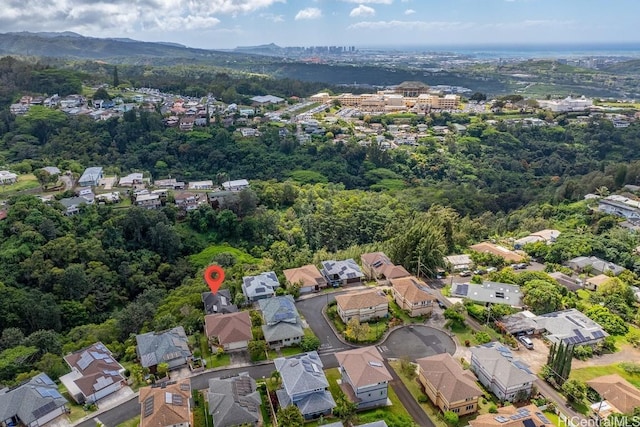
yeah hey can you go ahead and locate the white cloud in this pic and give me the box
[0,0,285,35]
[295,7,322,20]
[348,20,473,31]
[341,0,392,4]
[260,12,284,22]
[404,8,415,15]
[350,5,375,17]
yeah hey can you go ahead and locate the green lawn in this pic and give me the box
[388,299,427,325]
[256,382,274,427]
[268,345,304,359]
[116,416,140,427]
[0,174,40,194]
[570,363,640,388]
[448,322,500,347]
[57,384,97,422]
[322,367,416,427]
[326,306,389,343]
[189,244,261,268]
[208,352,231,369]
[192,390,214,427]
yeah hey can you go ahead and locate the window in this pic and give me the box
[381,391,384,395]
[466,405,475,411]
[453,408,460,413]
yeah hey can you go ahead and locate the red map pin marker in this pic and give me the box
[204,265,225,295]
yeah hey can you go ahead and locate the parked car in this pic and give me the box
[437,300,446,309]
[460,270,472,277]
[474,269,486,275]
[486,267,497,273]
[513,263,528,270]
[519,336,534,349]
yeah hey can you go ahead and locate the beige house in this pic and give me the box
[585,274,611,291]
[587,374,640,418]
[390,276,437,317]
[417,353,483,416]
[334,290,388,323]
[469,242,524,263]
[204,311,252,352]
[283,264,328,294]
[361,252,411,283]
[335,346,392,409]
[139,379,191,427]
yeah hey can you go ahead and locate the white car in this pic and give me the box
[519,336,534,349]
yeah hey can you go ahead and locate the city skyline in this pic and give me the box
[2,0,640,50]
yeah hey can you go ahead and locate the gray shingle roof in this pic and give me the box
[242,271,280,299]
[534,309,609,345]
[258,295,299,325]
[470,343,536,389]
[321,259,364,280]
[207,374,260,427]
[201,290,238,315]
[0,373,68,425]
[135,326,191,368]
[451,281,523,307]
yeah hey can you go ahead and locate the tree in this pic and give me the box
[113,66,120,87]
[248,340,267,362]
[470,92,487,102]
[444,410,460,426]
[585,306,628,335]
[333,394,357,425]
[276,405,304,427]
[35,353,68,380]
[544,341,573,386]
[444,304,466,329]
[156,362,169,379]
[561,378,586,402]
[522,280,564,314]
[300,334,321,352]
[345,317,370,343]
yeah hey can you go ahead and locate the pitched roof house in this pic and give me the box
[469,242,524,263]
[390,276,437,317]
[566,256,625,276]
[283,264,328,294]
[416,353,483,416]
[207,373,261,427]
[587,374,640,418]
[361,252,410,283]
[321,259,364,287]
[335,346,392,409]
[136,326,192,371]
[275,351,336,420]
[78,166,103,187]
[139,379,191,427]
[470,343,536,402]
[469,404,553,427]
[0,373,68,427]
[201,289,238,315]
[60,342,125,404]
[534,309,608,346]
[258,296,304,348]
[204,311,253,352]
[334,290,389,324]
[242,271,280,302]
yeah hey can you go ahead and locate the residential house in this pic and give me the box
[567,256,625,276]
[361,252,410,283]
[334,290,388,324]
[335,346,392,409]
[222,179,250,192]
[444,254,473,272]
[390,276,437,317]
[534,309,608,346]
[274,351,336,420]
[207,373,261,427]
[251,95,284,105]
[321,259,364,287]
[0,171,17,185]
[469,404,554,427]
[136,326,192,372]
[60,342,125,404]
[204,311,252,352]
[155,178,185,190]
[174,192,199,211]
[548,272,583,292]
[258,296,304,348]
[42,166,61,176]
[118,173,144,187]
[586,374,640,419]
[242,271,280,302]
[188,180,214,190]
[59,196,91,215]
[416,353,483,416]
[451,282,523,308]
[495,311,541,337]
[201,290,238,315]
[598,195,640,221]
[469,242,525,264]
[78,167,103,187]
[0,373,69,427]
[585,274,613,291]
[134,193,161,209]
[283,264,328,294]
[139,379,191,427]
[513,229,561,249]
[469,342,536,402]
[239,128,260,137]
[179,117,195,131]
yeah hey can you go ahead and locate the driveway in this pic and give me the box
[379,325,456,361]
[511,336,549,373]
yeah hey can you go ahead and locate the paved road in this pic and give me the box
[381,326,455,360]
[385,360,435,427]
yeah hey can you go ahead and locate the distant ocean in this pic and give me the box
[360,43,640,59]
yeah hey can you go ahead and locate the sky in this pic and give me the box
[2,0,640,50]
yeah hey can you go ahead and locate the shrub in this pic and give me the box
[488,405,498,413]
[573,345,593,360]
[620,362,640,375]
[443,410,459,426]
[418,394,429,403]
[475,332,492,344]
[465,340,470,347]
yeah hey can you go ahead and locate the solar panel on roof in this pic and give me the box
[77,351,94,370]
[255,287,265,293]
[38,375,55,386]
[523,418,536,427]
[536,412,552,424]
[180,383,190,391]
[143,396,154,417]
[173,394,184,406]
[574,329,585,341]
[32,401,59,419]
[593,330,605,338]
